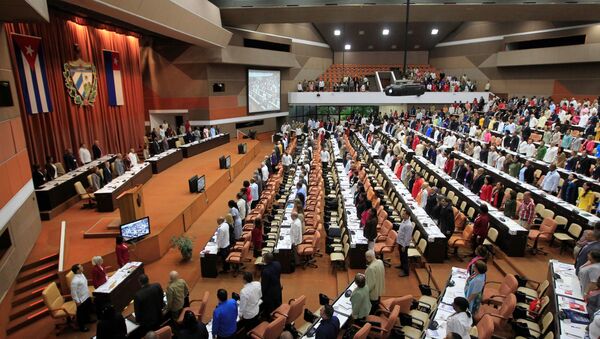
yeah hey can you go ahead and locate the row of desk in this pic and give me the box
[301,281,357,338]
[548,260,588,339]
[35,155,116,212]
[353,131,448,263]
[94,163,153,212]
[425,267,469,338]
[405,126,600,230]
[179,133,230,158]
[330,136,368,269]
[383,129,529,256]
[145,148,183,174]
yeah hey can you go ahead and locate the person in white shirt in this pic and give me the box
[540,164,561,194]
[445,297,473,339]
[238,272,262,330]
[281,152,293,171]
[518,140,529,155]
[446,134,457,148]
[543,144,558,163]
[216,217,231,273]
[250,178,259,209]
[436,151,447,169]
[320,148,330,168]
[70,264,93,332]
[523,139,536,158]
[396,210,414,277]
[290,212,303,264]
[528,114,538,129]
[236,193,247,220]
[473,144,482,161]
[127,148,139,167]
[488,148,499,167]
[373,139,382,154]
[261,161,269,181]
[495,151,506,171]
[79,144,92,164]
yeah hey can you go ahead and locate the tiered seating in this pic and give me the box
[318,63,437,91]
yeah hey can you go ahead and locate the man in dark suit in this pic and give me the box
[92,140,102,160]
[32,164,46,189]
[133,274,165,334]
[45,156,58,181]
[63,148,78,171]
[151,138,161,156]
[260,253,282,315]
[101,162,112,184]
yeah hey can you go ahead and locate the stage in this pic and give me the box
[27,139,263,276]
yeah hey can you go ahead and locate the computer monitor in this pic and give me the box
[238,143,247,154]
[225,156,231,169]
[197,175,206,192]
[120,216,151,242]
[188,175,198,193]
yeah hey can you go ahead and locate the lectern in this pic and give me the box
[116,185,145,225]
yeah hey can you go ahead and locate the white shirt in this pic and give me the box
[216,222,230,249]
[495,156,505,171]
[524,143,536,157]
[529,117,538,128]
[541,170,560,193]
[237,199,247,219]
[282,154,293,167]
[79,147,92,164]
[488,152,499,167]
[435,154,447,169]
[250,183,259,202]
[321,150,330,164]
[70,273,90,304]
[518,141,529,155]
[290,218,303,246]
[543,146,558,163]
[445,312,472,339]
[579,114,589,127]
[261,165,269,181]
[420,189,428,209]
[239,281,262,319]
[589,310,600,339]
[473,145,481,160]
[128,152,139,166]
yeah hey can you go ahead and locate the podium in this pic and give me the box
[116,185,146,225]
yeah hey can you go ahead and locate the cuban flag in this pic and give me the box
[12,34,52,114]
[103,50,124,106]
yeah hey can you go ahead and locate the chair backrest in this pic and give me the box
[539,218,558,237]
[55,162,65,175]
[287,295,306,324]
[413,230,421,243]
[417,239,427,254]
[155,325,173,339]
[467,207,475,219]
[542,331,554,339]
[353,323,372,339]
[540,311,554,333]
[487,227,499,243]
[74,181,86,195]
[476,314,494,339]
[197,291,210,322]
[568,223,583,238]
[497,293,516,320]
[537,280,550,296]
[265,314,286,339]
[499,274,518,296]
[65,271,74,290]
[42,282,65,318]
[386,230,397,246]
[381,305,400,338]
[389,295,413,314]
[462,224,474,240]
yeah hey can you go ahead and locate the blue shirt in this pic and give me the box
[212,299,237,337]
[315,316,340,339]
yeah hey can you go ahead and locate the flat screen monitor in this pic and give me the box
[247,69,280,113]
[225,156,231,169]
[120,217,150,242]
[197,175,206,192]
[188,175,198,193]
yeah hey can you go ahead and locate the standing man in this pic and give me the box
[79,143,92,165]
[236,193,247,221]
[365,250,385,314]
[238,272,262,332]
[216,217,231,274]
[396,210,414,277]
[439,198,456,237]
[92,140,102,160]
[261,253,282,315]
[540,164,561,194]
[70,264,94,332]
[166,271,189,321]
[249,179,260,209]
[320,147,330,169]
[212,289,237,339]
[350,273,371,323]
[64,148,78,171]
[133,274,165,334]
[128,148,139,167]
[290,211,303,264]
[282,151,293,172]
[517,192,535,229]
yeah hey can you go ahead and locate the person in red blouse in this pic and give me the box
[472,204,490,250]
[479,176,493,203]
[411,135,420,151]
[411,173,424,199]
[251,219,264,258]
[91,256,108,288]
[444,154,455,175]
[490,182,505,208]
[115,236,129,268]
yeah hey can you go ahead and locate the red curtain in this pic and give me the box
[4,12,146,166]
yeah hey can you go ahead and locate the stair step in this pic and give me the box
[16,262,58,283]
[11,285,47,308]
[9,298,45,321]
[14,273,58,295]
[6,307,49,336]
[20,253,59,272]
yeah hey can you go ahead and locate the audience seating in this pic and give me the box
[517,280,549,301]
[353,323,372,339]
[378,295,413,316]
[448,224,474,258]
[552,222,582,254]
[482,274,518,303]
[249,314,286,339]
[177,291,209,324]
[471,314,494,339]
[55,162,66,176]
[374,230,397,267]
[42,282,77,335]
[271,295,306,329]
[155,325,172,339]
[475,293,516,328]
[514,311,553,338]
[363,305,400,339]
[527,218,558,255]
[74,181,95,208]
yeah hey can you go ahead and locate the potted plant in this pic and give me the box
[171,235,194,261]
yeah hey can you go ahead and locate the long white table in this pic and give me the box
[548,260,588,339]
[301,282,357,338]
[425,267,469,339]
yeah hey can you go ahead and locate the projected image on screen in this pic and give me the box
[248,69,280,113]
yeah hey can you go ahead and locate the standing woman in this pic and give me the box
[464,260,487,316]
[91,256,109,289]
[479,176,493,203]
[364,210,378,251]
[115,236,130,268]
[578,182,595,212]
[472,205,490,251]
[445,297,473,339]
[251,219,264,258]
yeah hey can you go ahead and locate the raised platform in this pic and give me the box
[288,91,490,105]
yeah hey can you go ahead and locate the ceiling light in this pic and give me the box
[382,28,390,36]
[407,30,413,35]
[414,44,420,49]
[431,28,439,35]
[334,29,341,36]
[391,45,397,49]
[344,44,351,50]
[368,45,374,49]
[359,30,365,35]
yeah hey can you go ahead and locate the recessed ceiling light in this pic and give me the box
[407,30,413,35]
[382,28,390,35]
[391,45,397,49]
[414,44,420,49]
[359,30,365,35]
[431,28,439,35]
[368,45,374,49]
[344,44,351,50]
[334,29,341,36]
